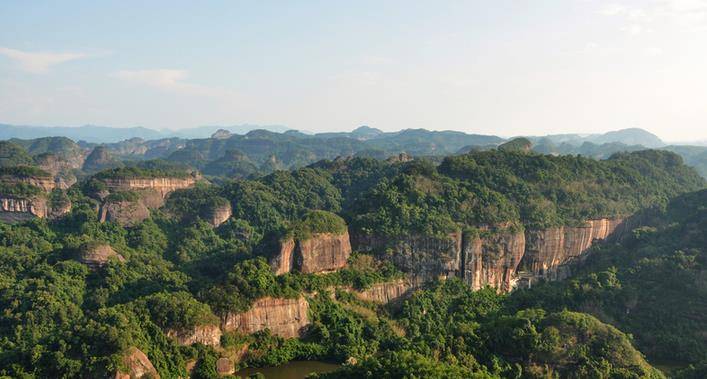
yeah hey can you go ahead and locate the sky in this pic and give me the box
[1,0,706,142]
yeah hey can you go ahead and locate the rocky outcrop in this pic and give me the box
[0,175,55,192]
[296,232,351,274]
[114,347,160,379]
[83,146,121,172]
[520,218,624,281]
[462,228,526,292]
[102,177,198,199]
[222,297,309,338]
[0,197,47,218]
[78,244,125,270]
[271,231,352,275]
[207,202,232,227]
[99,200,150,226]
[354,231,462,282]
[353,279,419,304]
[167,324,222,347]
[216,358,235,376]
[271,239,295,275]
[353,218,623,293]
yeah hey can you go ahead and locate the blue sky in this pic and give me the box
[1,1,706,141]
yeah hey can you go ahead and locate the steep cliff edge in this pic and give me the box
[271,211,352,274]
[519,218,624,282]
[221,297,309,338]
[166,324,222,347]
[113,347,160,379]
[101,177,198,199]
[352,218,624,292]
[352,231,462,282]
[296,231,351,274]
[462,228,526,292]
[351,279,420,304]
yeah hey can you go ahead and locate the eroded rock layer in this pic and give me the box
[462,229,526,292]
[520,218,624,280]
[167,324,222,347]
[102,177,197,198]
[296,232,352,274]
[222,297,309,338]
[353,279,419,304]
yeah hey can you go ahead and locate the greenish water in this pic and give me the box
[235,360,340,378]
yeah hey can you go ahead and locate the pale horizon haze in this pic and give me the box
[1,1,707,142]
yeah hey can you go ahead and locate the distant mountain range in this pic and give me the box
[0,122,669,147]
[1,123,706,182]
[0,123,290,143]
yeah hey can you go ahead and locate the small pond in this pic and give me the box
[234,360,340,378]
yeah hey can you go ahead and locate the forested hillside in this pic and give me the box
[0,147,704,378]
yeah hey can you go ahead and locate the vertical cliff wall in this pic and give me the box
[520,218,624,281]
[351,218,624,293]
[101,177,197,198]
[271,231,352,275]
[462,228,526,292]
[221,297,309,338]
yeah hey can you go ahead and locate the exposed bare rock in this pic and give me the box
[271,230,352,275]
[211,129,233,139]
[207,202,232,227]
[99,200,150,226]
[354,231,462,282]
[137,189,166,209]
[462,228,526,292]
[84,146,122,173]
[386,152,413,163]
[270,239,295,275]
[520,218,624,281]
[353,279,420,304]
[295,231,352,274]
[0,197,47,219]
[222,297,309,338]
[113,347,160,379]
[216,357,235,376]
[0,175,55,192]
[78,243,125,270]
[167,324,222,346]
[102,177,198,198]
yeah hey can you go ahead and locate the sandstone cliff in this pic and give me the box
[271,231,352,275]
[296,231,351,274]
[520,218,624,281]
[270,239,295,275]
[166,324,222,346]
[352,279,419,304]
[222,297,309,338]
[352,218,623,292]
[353,231,462,282]
[207,201,232,227]
[462,228,526,292]
[102,177,197,199]
[99,200,150,226]
[114,347,160,379]
[0,197,47,219]
[78,243,125,270]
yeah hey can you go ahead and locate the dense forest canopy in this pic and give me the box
[0,145,704,378]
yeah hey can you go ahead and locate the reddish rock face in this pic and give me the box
[207,202,232,227]
[222,297,309,339]
[271,231,352,275]
[271,239,295,275]
[216,357,235,375]
[462,229,526,292]
[114,347,160,379]
[295,232,352,274]
[102,177,198,199]
[353,279,419,304]
[167,324,222,346]
[520,218,624,280]
[78,244,125,270]
[0,176,56,192]
[99,200,150,226]
[0,197,47,219]
[354,232,462,282]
